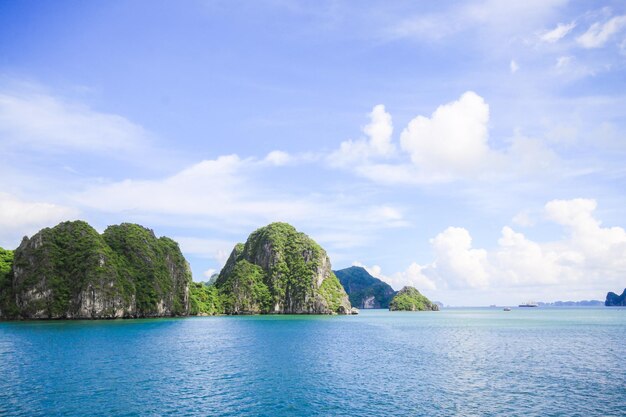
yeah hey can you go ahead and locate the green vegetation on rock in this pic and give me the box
[0,221,191,319]
[389,286,439,311]
[0,248,17,317]
[335,266,396,308]
[189,282,221,315]
[218,259,271,314]
[215,222,352,314]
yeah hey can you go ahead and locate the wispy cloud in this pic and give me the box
[540,21,576,43]
[577,14,626,48]
[0,87,149,155]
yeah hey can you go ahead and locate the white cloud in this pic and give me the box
[0,192,79,248]
[329,92,562,185]
[429,227,490,288]
[540,21,576,43]
[388,0,568,42]
[73,153,409,256]
[328,104,394,167]
[556,55,573,69]
[0,89,148,154]
[351,261,437,292]
[493,226,566,286]
[76,154,312,221]
[400,91,492,176]
[383,199,626,302]
[577,15,626,48]
[512,210,535,227]
[173,236,235,265]
[510,59,519,73]
[264,150,291,166]
[545,198,626,262]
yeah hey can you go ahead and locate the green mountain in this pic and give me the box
[215,222,353,314]
[334,266,396,308]
[389,286,439,311]
[0,221,191,319]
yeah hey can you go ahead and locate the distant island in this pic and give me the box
[538,300,604,307]
[334,266,438,312]
[334,266,395,308]
[389,286,439,311]
[605,289,626,306]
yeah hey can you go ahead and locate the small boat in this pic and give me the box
[518,301,538,307]
[503,307,511,311]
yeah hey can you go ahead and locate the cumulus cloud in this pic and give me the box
[329,92,563,185]
[382,199,626,301]
[328,104,394,166]
[577,15,626,48]
[0,89,148,154]
[429,227,489,288]
[400,91,492,176]
[540,21,576,43]
[0,193,79,247]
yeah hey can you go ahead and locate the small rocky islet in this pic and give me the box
[0,220,438,320]
[389,286,439,311]
[605,288,626,306]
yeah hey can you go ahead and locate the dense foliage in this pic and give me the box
[335,266,396,308]
[0,221,191,319]
[103,223,190,316]
[216,222,351,314]
[0,248,16,317]
[389,286,439,311]
[189,282,221,315]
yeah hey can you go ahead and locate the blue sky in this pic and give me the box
[1,0,626,305]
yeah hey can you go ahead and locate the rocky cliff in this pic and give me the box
[389,286,439,311]
[215,222,352,314]
[0,221,191,319]
[605,288,626,306]
[335,266,396,308]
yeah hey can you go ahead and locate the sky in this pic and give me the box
[1,0,626,306]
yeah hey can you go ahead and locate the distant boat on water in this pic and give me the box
[519,301,538,307]
[503,307,511,311]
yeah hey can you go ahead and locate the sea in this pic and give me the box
[0,308,624,416]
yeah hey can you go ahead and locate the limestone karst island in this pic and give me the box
[0,221,439,320]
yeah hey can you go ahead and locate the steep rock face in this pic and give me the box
[605,289,626,306]
[216,222,352,314]
[335,266,396,309]
[389,286,439,311]
[0,221,191,319]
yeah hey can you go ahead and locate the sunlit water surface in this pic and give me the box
[1,308,625,416]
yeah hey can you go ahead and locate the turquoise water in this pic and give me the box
[1,308,625,416]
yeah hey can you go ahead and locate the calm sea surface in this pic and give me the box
[1,308,625,416]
